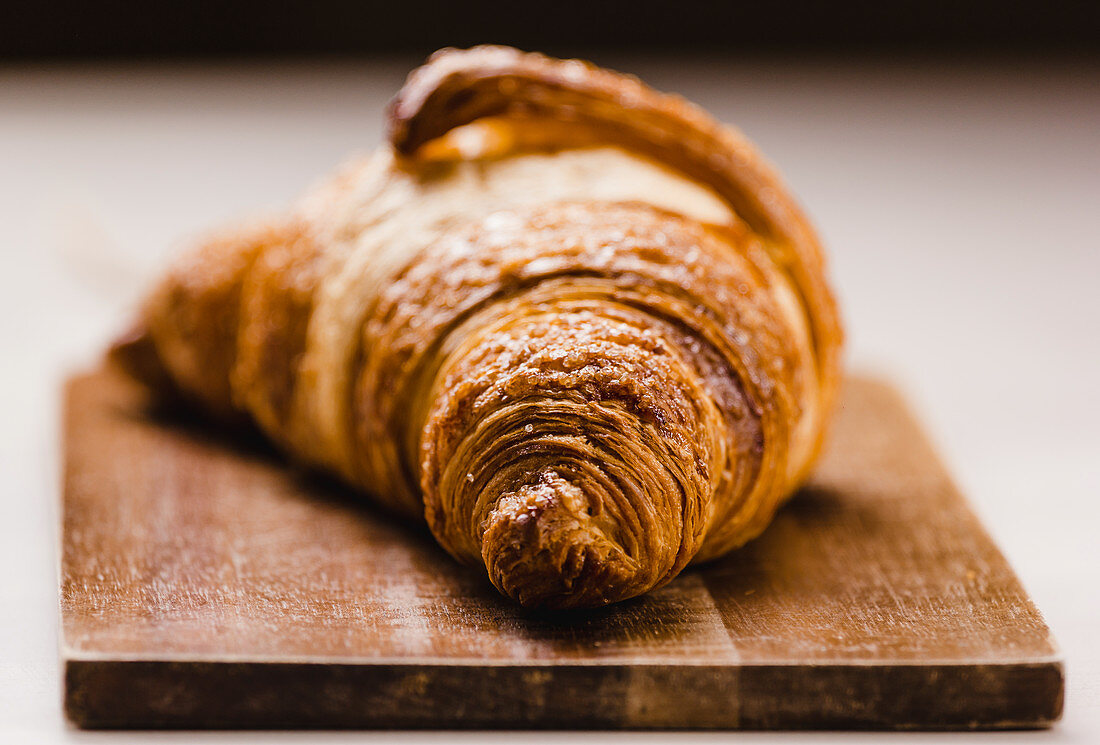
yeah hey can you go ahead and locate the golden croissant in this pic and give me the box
[110,46,843,609]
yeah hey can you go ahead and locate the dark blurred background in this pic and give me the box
[4,0,1099,59]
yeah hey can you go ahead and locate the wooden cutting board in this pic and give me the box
[60,369,1063,730]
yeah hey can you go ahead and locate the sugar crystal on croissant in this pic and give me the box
[111,46,843,609]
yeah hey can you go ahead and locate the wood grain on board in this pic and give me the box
[60,369,1063,729]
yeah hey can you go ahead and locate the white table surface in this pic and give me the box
[1,53,1097,742]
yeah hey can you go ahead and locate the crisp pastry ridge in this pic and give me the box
[110,46,844,608]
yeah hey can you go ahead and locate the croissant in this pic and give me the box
[110,46,843,609]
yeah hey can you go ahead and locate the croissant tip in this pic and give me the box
[479,471,637,609]
[386,45,567,157]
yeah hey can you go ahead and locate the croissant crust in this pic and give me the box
[112,46,843,608]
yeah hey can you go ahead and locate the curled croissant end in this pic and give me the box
[388,46,841,392]
[113,47,843,608]
[481,472,639,609]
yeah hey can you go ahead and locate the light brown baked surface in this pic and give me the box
[111,46,844,608]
